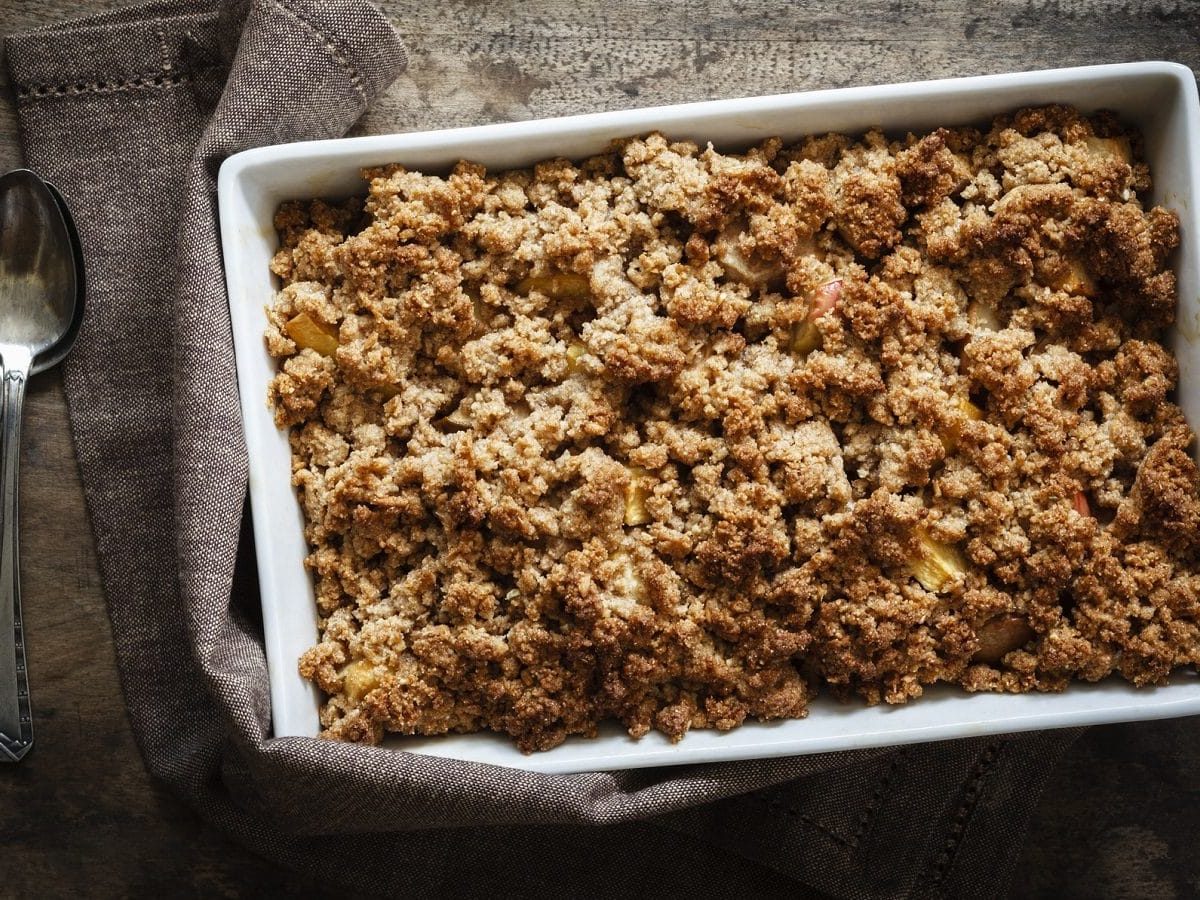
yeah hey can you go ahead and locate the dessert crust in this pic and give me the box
[266,105,1198,752]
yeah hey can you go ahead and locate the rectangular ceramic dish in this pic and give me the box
[218,61,1200,774]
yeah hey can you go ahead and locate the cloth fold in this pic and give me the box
[5,1,1079,895]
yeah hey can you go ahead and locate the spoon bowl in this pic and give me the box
[0,171,76,359]
[0,169,79,761]
[33,180,84,376]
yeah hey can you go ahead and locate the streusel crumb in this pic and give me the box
[267,105,1199,752]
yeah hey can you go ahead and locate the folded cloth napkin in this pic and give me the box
[5,1,1080,896]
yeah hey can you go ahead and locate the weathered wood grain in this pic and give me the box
[358,0,1200,134]
[0,0,1198,896]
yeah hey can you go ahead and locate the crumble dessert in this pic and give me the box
[265,105,1200,753]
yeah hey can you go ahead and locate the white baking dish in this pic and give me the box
[218,61,1200,775]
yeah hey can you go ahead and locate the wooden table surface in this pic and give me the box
[1,1,1199,897]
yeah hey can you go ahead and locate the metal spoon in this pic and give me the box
[0,169,79,762]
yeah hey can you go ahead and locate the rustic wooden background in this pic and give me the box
[1,0,1198,896]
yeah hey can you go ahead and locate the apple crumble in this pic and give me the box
[265,105,1200,753]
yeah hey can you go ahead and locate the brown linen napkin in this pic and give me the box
[5,1,1080,896]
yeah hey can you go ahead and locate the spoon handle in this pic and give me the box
[0,344,32,761]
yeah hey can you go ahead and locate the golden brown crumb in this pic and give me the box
[268,109,1197,753]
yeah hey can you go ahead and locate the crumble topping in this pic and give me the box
[266,105,1199,752]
